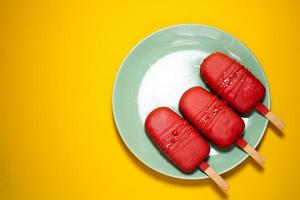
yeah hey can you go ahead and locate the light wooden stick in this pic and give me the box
[256,103,285,131]
[242,144,265,166]
[265,111,285,131]
[236,138,265,166]
[199,162,229,191]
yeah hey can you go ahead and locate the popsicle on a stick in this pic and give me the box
[200,52,284,131]
[179,86,265,165]
[145,107,229,191]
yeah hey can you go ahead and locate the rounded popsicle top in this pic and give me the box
[200,52,234,90]
[200,52,266,114]
[179,87,245,148]
[145,107,210,173]
[179,86,214,120]
[145,107,179,137]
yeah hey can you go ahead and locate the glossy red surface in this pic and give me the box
[179,87,245,148]
[200,52,266,114]
[145,107,210,173]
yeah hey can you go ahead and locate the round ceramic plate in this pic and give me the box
[113,24,269,179]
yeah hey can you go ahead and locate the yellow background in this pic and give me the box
[0,0,299,199]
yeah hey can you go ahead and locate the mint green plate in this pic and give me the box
[113,24,269,179]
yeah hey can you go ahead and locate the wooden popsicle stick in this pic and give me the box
[236,138,265,166]
[242,144,265,166]
[204,166,230,191]
[265,111,285,131]
[199,162,229,191]
[256,103,285,131]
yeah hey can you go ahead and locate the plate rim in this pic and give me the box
[112,23,270,180]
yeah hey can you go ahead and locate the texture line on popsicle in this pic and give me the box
[200,52,284,131]
[179,86,265,166]
[145,107,229,191]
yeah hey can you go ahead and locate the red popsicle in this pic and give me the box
[179,86,265,165]
[145,107,229,191]
[200,52,284,131]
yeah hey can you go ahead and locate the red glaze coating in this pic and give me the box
[200,52,266,114]
[179,87,245,148]
[235,138,248,148]
[198,161,209,171]
[145,107,210,173]
[256,103,269,115]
